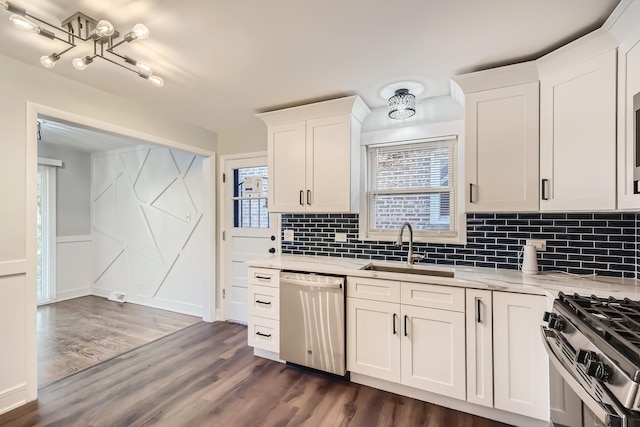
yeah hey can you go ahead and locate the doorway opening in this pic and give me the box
[33,113,214,388]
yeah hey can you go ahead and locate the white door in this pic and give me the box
[223,156,279,323]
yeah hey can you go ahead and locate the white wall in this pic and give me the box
[0,53,216,415]
[91,146,207,316]
[37,143,91,236]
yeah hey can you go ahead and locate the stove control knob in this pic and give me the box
[548,315,565,332]
[586,360,611,383]
[577,349,597,365]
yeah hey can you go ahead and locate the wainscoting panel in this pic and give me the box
[91,146,206,316]
[55,236,91,302]
[0,273,28,414]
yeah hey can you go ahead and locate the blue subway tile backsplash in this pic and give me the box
[281,213,639,279]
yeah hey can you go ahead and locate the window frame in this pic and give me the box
[359,133,466,244]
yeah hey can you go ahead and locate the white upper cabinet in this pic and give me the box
[538,41,617,211]
[611,0,640,209]
[452,62,540,212]
[257,96,370,213]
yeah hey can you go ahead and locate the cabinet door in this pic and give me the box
[346,297,400,383]
[401,305,465,400]
[493,292,549,421]
[540,49,617,211]
[306,114,351,212]
[466,289,493,408]
[267,121,306,212]
[465,82,540,212]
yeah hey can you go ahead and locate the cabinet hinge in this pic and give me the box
[222,289,226,299]
[222,173,226,183]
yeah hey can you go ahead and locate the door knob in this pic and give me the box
[269,248,276,254]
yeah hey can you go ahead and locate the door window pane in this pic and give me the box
[233,166,270,228]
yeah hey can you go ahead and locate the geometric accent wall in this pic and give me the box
[91,146,206,316]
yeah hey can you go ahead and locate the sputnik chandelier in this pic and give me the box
[1,1,164,87]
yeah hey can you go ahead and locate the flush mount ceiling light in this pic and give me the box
[1,1,164,87]
[388,89,416,120]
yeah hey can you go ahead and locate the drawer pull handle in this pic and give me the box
[476,297,481,323]
[392,313,397,335]
[541,178,549,201]
[404,315,408,337]
[256,300,271,305]
[256,332,271,338]
[255,275,271,281]
[300,190,304,206]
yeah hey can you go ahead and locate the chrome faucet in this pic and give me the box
[395,222,424,266]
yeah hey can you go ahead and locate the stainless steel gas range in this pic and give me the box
[542,292,640,427]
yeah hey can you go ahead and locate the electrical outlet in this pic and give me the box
[526,239,546,251]
[284,229,294,242]
[335,232,347,242]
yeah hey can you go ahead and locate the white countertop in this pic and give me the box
[247,254,640,299]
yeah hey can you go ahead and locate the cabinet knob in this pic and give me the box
[270,235,276,241]
[269,248,276,254]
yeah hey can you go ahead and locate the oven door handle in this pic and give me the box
[540,327,623,427]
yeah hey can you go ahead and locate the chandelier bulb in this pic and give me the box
[136,61,153,75]
[9,14,37,32]
[72,56,93,71]
[95,19,114,37]
[131,23,149,40]
[148,75,164,87]
[40,54,59,69]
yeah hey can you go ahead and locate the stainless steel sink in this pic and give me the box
[361,263,455,278]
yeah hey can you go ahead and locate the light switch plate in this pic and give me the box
[284,229,294,242]
[335,232,347,242]
[526,239,546,251]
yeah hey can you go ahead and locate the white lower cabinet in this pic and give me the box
[493,291,549,421]
[247,267,280,356]
[347,278,466,400]
[400,304,466,399]
[347,278,550,423]
[346,297,400,383]
[465,289,493,408]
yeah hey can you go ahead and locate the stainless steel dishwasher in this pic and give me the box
[279,271,346,376]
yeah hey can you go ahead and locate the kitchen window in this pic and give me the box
[360,137,462,243]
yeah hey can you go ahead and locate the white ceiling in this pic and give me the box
[0,0,621,134]
[37,116,152,152]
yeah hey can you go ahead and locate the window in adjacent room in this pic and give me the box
[360,137,462,243]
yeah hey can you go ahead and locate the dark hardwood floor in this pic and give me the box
[37,296,200,387]
[3,322,510,426]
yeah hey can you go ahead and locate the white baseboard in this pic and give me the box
[253,348,283,363]
[54,287,91,302]
[350,373,549,427]
[91,286,203,317]
[0,383,27,416]
[56,235,91,243]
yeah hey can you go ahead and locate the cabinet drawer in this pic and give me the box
[401,282,465,312]
[347,276,400,303]
[248,284,279,320]
[248,267,280,287]
[248,317,279,354]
